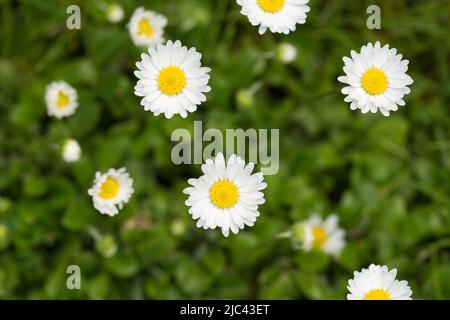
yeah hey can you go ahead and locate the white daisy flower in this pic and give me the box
[88,168,134,217]
[236,0,310,35]
[106,3,125,23]
[128,7,167,47]
[62,139,81,163]
[183,153,267,237]
[134,40,211,118]
[299,213,345,257]
[45,80,78,119]
[347,264,413,300]
[277,42,297,64]
[338,41,413,117]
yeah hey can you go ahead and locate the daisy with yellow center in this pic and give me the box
[88,168,134,217]
[45,80,78,119]
[236,0,310,34]
[347,264,413,300]
[57,91,69,108]
[128,7,167,47]
[183,153,267,237]
[338,41,413,117]
[134,40,211,118]
[299,214,345,257]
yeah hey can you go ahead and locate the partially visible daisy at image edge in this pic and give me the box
[183,153,267,237]
[338,41,413,117]
[292,213,346,257]
[45,80,78,119]
[236,0,310,35]
[347,264,413,300]
[128,7,167,47]
[88,168,134,217]
[134,40,211,118]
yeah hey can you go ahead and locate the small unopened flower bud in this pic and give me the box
[171,219,186,236]
[236,82,261,109]
[96,234,117,258]
[62,139,81,163]
[195,8,210,25]
[106,3,124,23]
[277,43,297,64]
[236,89,254,109]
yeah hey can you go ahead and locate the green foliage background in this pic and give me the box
[0,0,449,299]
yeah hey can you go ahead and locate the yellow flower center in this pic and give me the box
[157,66,187,96]
[312,226,327,248]
[57,91,69,108]
[209,179,239,209]
[364,289,391,300]
[137,18,153,38]
[257,0,285,13]
[361,68,388,95]
[99,177,119,200]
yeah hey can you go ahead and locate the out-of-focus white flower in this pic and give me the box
[62,139,81,163]
[45,80,78,119]
[106,3,125,23]
[294,213,346,257]
[277,42,297,63]
[128,7,167,47]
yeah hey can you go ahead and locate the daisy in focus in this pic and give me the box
[293,213,345,257]
[236,0,310,35]
[183,153,267,237]
[128,7,167,47]
[347,264,413,300]
[88,168,134,217]
[134,40,211,118]
[338,41,413,117]
[45,81,78,119]
[62,138,81,163]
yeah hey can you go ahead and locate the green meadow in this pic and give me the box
[0,0,449,299]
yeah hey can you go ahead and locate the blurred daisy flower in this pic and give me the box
[338,41,413,117]
[348,264,413,300]
[106,3,124,23]
[292,213,345,257]
[134,40,211,118]
[62,139,81,163]
[88,168,134,217]
[45,80,78,119]
[236,0,310,35]
[128,7,167,47]
[183,153,267,237]
[277,42,297,64]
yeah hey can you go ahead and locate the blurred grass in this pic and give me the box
[0,0,449,299]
